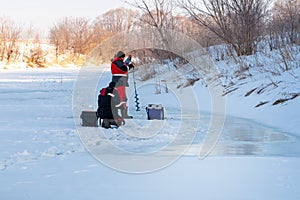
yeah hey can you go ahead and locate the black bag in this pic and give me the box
[80,111,98,127]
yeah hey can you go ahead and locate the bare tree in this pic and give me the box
[0,17,22,64]
[270,0,300,45]
[92,7,138,45]
[263,0,300,72]
[90,7,139,61]
[179,0,272,56]
[125,0,184,62]
[71,18,94,55]
[49,17,94,59]
[172,14,221,47]
[49,18,71,57]
[127,0,176,29]
[24,33,49,68]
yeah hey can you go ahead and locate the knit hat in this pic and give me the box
[115,51,125,58]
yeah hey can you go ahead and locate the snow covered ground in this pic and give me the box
[1,66,300,200]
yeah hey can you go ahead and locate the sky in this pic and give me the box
[0,0,128,32]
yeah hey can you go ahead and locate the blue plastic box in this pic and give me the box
[146,104,164,120]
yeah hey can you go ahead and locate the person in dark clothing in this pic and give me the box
[97,82,125,128]
[111,51,135,118]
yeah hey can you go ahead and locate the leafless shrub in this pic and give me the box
[49,17,93,61]
[179,0,272,56]
[0,17,22,64]
[269,0,300,46]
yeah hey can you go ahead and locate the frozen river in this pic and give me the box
[1,69,299,165]
[1,69,300,200]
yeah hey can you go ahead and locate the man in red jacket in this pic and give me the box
[111,51,135,118]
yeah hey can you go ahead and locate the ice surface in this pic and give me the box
[0,68,299,200]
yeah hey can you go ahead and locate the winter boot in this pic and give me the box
[121,107,133,119]
[109,119,118,126]
[101,119,111,129]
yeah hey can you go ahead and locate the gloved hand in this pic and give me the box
[125,55,132,65]
[128,63,135,69]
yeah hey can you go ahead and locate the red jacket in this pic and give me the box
[111,57,129,76]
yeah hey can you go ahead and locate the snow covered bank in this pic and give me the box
[193,79,300,136]
[131,46,300,136]
[207,45,300,134]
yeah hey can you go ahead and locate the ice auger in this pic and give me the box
[132,68,140,111]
